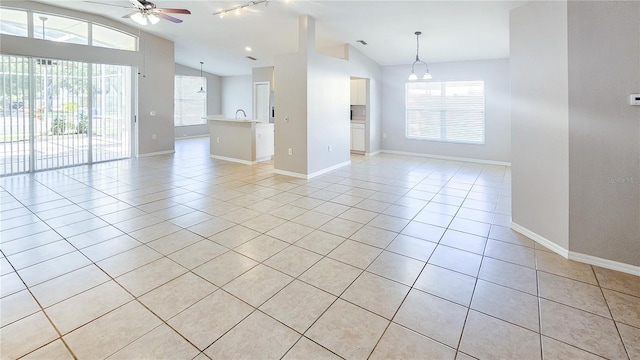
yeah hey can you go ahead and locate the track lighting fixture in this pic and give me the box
[213,0,274,18]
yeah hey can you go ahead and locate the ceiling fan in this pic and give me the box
[86,0,191,25]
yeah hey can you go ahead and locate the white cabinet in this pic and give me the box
[255,123,274,161]
[350,123,365,152]
[350,79,367,105]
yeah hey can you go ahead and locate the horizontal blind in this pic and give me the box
[406,80,485,144]
[174,75,206,126]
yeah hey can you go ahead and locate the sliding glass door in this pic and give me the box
[32,58,89,170]
[0,55,133,175]
[0,55,30,174]
[91,63,132,163]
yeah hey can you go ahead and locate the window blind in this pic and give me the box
[405,80,485,144]
[174,75,206,126]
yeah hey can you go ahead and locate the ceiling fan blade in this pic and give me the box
[83,1,132,9]
[155,13,183,23]
[155,8,191,14]
[122,11,138,19]
[129,0,147,10]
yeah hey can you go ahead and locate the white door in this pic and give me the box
[253,82,270,123]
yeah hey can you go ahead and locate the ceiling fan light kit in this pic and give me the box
[408,31,432,81]
[96,0,192,25]
[130,11,159,25]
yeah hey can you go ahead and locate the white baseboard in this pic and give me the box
[365,150,381,157]
[255,155,273,163]
[273,169,307,179]
[511,221,640,276]
[380,149,511,167]
[570,252,640,276]
[210,155,254,165]
[137,150,175,158]
[175,134,209,140]
[511,222,569,257]
[274,160,351,180]
[308,160,351,179]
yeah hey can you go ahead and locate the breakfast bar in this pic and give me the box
[206,115,274,165]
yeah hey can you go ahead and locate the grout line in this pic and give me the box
[2,148,588,360]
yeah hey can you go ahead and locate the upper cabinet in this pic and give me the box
[350,78,367,105]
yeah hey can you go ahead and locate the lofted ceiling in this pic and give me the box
[34,0,526,76]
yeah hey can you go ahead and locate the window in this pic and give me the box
[33,13,88,45]
[92,24,137,51]
[0,8,28,37]
[1,6,137,51]
[174,75,206,126]
[406,80,485,144]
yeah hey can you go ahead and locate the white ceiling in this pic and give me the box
[35,0,526,76]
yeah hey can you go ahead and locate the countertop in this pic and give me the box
[204,115,261,123]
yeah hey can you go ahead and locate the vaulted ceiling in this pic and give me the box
[34,0,525,76]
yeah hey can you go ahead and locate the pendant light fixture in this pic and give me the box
[197,61,206,94]
[408,31,432,81]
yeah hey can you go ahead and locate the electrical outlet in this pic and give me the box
[382,133,387,139]
[152,134,157,140]
[328,145,332,152]
[216,137,220,144]
[150,111,156,116]
[288,148,293,156]
[285,116,289,123]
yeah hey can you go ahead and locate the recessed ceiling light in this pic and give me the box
[245,47,252,52]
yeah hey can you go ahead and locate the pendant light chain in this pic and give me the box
[198,61,206,94]
[409,31,432,81]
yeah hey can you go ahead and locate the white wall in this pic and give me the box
[511,0,640,270]
[221,75,253,119]
[0,1,176,157]
[273,16,383,177]
[137,34,175,155]
[381,59,511,163]
[567,1,640,266]
[174,63,222,138]
[510,1,570,250]
[307,53,351,174]
[252,67,274,90]
[274,52,309,174]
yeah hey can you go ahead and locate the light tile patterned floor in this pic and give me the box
[1,137,639,359]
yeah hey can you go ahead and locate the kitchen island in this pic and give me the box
[206,115,274,165]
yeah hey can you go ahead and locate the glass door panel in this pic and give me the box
[33,58,89,170]
[0,55,31,175]
[0,54,133,176]
[92,64,131,162]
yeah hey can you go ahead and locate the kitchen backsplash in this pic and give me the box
[351,105,366,121]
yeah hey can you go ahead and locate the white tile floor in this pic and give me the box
[1,137,639,359]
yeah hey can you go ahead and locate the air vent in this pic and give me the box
[356,40,367,45]
[246,56,257,61]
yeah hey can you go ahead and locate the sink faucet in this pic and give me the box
[235,109,246,119]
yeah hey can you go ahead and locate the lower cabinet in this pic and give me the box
[350,122,365,152]
[255,123,274,161]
